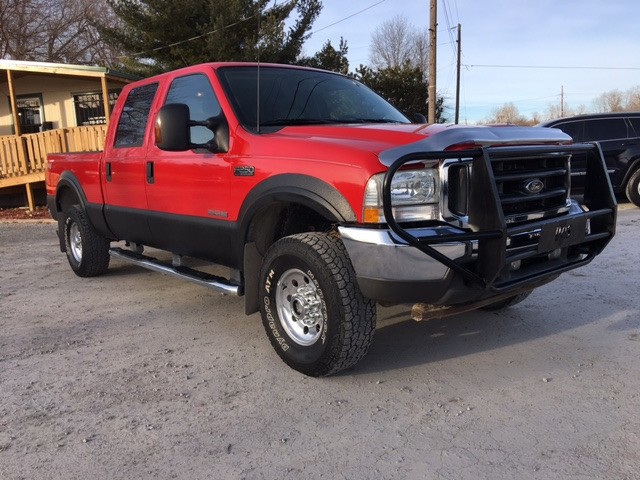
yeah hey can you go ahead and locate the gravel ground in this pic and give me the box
[1,205,639,480]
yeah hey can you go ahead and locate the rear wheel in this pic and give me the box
[63,205,110,277]
[625,168,640,207]
[259,232,376,376]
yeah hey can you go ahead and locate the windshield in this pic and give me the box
[216,66,410,132]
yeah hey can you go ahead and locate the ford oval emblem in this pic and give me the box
[523,179,544,194]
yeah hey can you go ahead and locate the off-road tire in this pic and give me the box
[259,232,376,377]
[63,205,110,277]
[481,291,532,311]
[625,168,640,207]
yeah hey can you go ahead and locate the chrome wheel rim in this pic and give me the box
[275,268,324,346]
[69,222,83,262]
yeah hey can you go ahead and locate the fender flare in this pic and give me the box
[55,171,114,242]
[55,171,88,211]
[51,172,88,252]
[238,174,357,234]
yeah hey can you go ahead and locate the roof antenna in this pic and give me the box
[256,4,261,134]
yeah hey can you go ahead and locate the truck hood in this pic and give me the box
[267,123,573,166]
[268,122,433,156]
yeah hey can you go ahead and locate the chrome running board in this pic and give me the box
[109,247,241,296]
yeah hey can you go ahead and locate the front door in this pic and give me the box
[144,72,232,264]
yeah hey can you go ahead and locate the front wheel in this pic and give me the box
[63,205,110,277]
[625,168,640,207]
[259,233,376,376]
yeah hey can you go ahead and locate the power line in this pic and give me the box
[441,0,458,58]
[309,0,387,36]
[467,64,640,71]
[122,9,266,59]
[121,0,388,60]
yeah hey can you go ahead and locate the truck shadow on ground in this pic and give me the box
[351,296,604,375]
[103,257,626,377]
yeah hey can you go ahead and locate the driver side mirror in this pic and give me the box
[155,103,191,151]
[155,103,229,153]
[412,113,427,124]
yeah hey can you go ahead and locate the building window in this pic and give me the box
[73,91,120,126]
[15,95,44,133]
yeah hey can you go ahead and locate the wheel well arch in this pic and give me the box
[239,175,356,227]
[55,172,87,213]
[622,157,640,186]
[240,175,357,315]
[245,201,333,256]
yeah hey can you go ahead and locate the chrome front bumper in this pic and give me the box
[339,225,469,283]
[339,194,615,306]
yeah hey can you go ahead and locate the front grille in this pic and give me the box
[489,152,571,222]
[446,163,469,217]
[446,150,572,225]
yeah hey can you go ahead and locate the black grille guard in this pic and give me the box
[382,142,617,292]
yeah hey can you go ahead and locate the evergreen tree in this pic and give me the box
[355,63,447,122]
[102,0,322,75]
[297,37,349,74]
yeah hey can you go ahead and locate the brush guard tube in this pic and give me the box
[379,142,616,298]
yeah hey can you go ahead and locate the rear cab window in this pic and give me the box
[114,83,159,148]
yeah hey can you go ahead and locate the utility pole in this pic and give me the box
[428,0,437,123]
[560,85,564,117]
[455,23,461,124]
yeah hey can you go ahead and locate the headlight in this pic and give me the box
[363,167,440,223]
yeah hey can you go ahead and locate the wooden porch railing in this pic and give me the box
[0,125,108,211]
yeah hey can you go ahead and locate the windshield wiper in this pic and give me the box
[259,118,339,127]
[340,118,403,124]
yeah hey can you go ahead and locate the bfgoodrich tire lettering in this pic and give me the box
[63,205,110,277]
[259,232,376,376]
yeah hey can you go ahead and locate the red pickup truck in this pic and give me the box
[46,63,617,376]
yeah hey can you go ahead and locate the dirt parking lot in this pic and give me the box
[1,205,639,479]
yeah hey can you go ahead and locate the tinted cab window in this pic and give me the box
[583,118,628,141]
[164,74,222,145]
[552,120,584,142]
[628,117,640,137]
[114,83,158,148]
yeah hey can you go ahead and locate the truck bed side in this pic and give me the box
[46,151,104,217]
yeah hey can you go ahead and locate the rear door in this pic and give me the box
[583,118,629,189]
[102,81,159,242]
[621,116,640,186]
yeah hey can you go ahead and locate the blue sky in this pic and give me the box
[301,0,640,123]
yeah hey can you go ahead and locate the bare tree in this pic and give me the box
[484,102,533,125]
[593,89,625,113]
[0,0,122,66]
[369,15,428,73]
[545,103,586,121]
[626,86,640,111]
